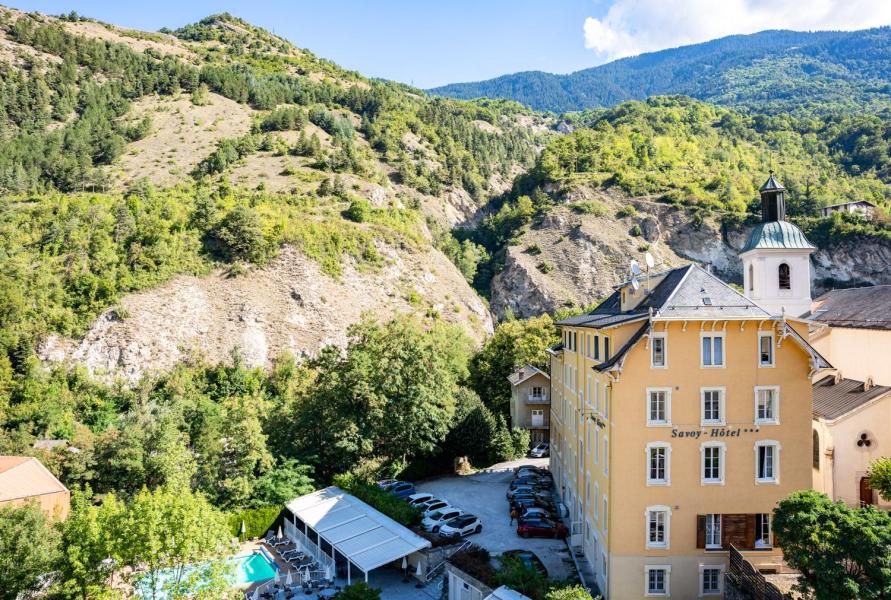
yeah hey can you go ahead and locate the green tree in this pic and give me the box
[116,485,231,600]
[468,315,558,415]
[773,490,891,599]
[338,582,381,600]
[494,555,549,600]
[545,585,598,600]
[211,205,267,263]
[0,503,60,600]
[251,458,315,507]
[57,488,124,600]
[867,457,891,502]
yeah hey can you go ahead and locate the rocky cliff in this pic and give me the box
[490,189,891,319]
[40,244,492,384]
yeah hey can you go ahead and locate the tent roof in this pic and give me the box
[0,456,68,502]
[286,487,431,573]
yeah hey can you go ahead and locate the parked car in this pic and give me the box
[511,476,553,490]
[518,506,557,521]
[422,500,451,516]
[507,485,550,500]
[517,518,568,539]
[406,492,435,507]
[376,479,399,489]
[421,507,464,533]
[501,550,547,576]
[511,497,558,514]
[387,481,416,498]
[516,467,551,480]
[529,443,550,458]
[438,514,482,538]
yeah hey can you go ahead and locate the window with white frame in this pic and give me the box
[705,514,721,549]
[755,440,780,483]
[755,386,779,424]
[645,506,670,549]
[586,333,591,358]
[645,565,670,596]
[755,513,772,548]
[758,333,774,366]
[701,388,725,425]
[602,495,608,535]
[594,428,600,464]
[701,333,725,367]
[593,482,599,518]
[603,436,609,475]
[647,388,671,426]
[604,387,610,420]
[646,442,670,485]
[700,566,722,595]
[701,442,725,485]
[651,333,667,368]
[586,375,591,407]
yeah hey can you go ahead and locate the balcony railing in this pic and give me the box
[519,417,549,429]
[526,394,549,404]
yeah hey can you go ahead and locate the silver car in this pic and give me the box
[421,507,464,532]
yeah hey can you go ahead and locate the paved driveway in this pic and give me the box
[415,458,574,580]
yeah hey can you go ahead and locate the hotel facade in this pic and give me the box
[548,176,831,599]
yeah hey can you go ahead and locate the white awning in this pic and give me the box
[286,486,431,573]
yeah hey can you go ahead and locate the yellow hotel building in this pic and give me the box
[548,177,832,599]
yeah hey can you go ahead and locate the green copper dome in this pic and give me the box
[741,220,815,253]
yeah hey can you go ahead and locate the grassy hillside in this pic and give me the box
[430,27,891,115]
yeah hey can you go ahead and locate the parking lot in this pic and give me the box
[415,458,575,580]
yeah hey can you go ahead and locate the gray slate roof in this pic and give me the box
[759,173,785,192]
[805,286,891,330]
[740,220,816,253]
[557,264,772,328]
[507,364,550,385]
[812,376,891,420]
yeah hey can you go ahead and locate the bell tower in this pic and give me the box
[740,173,816,317]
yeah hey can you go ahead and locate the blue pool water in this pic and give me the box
[138,550,277,598]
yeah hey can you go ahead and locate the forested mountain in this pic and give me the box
[429,27,891,114]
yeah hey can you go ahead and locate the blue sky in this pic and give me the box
[8,1,891,88]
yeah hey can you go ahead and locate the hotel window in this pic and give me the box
[646,442,670,485]
[755,386,780,425]
[759,333,774,366]
[651,333,667,368]
[701,442,725,485]
[700,566,722,596]
[594,381,600,412]
[602,495,608,535]
[813,429,820,470]
[701,334,725,367]
[645,506,670,549]
[647,388,671,426]
[755,441,780,484]
[604,387,609,420]
[594,334,600,360]
[594,482,599,518]
[594,428,600,464]
[645,566,670,596]
[701,388,724,425]
[604,337,610,361]
[705,514,721,549]
[603,436,609,475]
[755,513,772,548]
[574,332,578,351]
[586,375,591,407]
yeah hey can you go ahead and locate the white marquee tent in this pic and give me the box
[285,486,431,582]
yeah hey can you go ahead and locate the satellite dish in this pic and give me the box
[645,252,655,269]
[631,277,640,291]
[630,260,641,276]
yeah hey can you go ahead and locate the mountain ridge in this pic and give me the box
[429,27,891,114]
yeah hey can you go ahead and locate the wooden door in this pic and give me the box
[860,477,874,506]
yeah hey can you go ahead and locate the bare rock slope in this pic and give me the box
[41,245,492,384]
[491,190,891,319]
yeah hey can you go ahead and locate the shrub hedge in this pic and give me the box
[228,505,283,540]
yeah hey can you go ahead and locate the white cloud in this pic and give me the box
[583,0,891,62]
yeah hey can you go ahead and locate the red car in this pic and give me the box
[517,518,568,539]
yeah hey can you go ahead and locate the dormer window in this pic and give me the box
[778,263,790,290]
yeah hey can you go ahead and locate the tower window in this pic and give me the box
[813,430,820,470]
[778,263,791,290]
[748,264,754,291]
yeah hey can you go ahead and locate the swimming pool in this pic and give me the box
[138,550,277,598]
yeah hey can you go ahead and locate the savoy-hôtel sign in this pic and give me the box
[671,426,761,439]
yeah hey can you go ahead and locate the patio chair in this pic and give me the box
[262,532,276,545]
